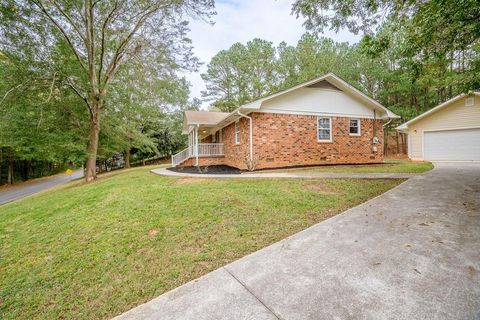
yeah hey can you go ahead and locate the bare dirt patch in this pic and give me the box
[175,178,209,185]
[303,182,337,195]
[222,194,245,207]
[147,229,159,237]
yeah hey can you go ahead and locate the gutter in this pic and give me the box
[237,110,253,162]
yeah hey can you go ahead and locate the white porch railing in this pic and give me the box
[171,143,224,167]
[171,145,194,167]
[198,143,224,157]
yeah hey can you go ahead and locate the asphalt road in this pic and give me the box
[0,170,84,206]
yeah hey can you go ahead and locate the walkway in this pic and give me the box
[151,167,415,179]
[0,170,84,205]
[116,163,480,319]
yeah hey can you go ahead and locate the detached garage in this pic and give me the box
[397,92,480,161]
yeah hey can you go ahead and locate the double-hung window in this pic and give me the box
[317,117,332,142]
[349,119,360,136]
[234,120,240,144]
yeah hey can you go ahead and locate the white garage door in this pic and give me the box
[424,128,480,161]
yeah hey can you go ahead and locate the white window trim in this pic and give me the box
[234,120,240,144]
[317,117,332,142]
[349,118,361,136]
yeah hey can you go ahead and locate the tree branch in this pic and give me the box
[65,79,93,118]
[84,0,98,95]
[0,83,25,106]
[52,2,86,43]
[103,3,164,85]
[98,0,119,87]
[31,0,87,71]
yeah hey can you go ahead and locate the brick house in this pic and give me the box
[172,73,399,170]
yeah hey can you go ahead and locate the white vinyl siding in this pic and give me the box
[317,117,332,142]
[408,96,480,160]
[260,87,380,119]
[349,119,360,136]
[234,120,240,144]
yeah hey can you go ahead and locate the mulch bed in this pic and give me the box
[167,165,241,175]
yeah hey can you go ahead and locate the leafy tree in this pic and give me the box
[292,0,480,38]
[105,55,191,167]
[1,0,214,182]
[292,0,480,119]
[202,39,278,111]
[276,34,360,89]
[0,51,88,183]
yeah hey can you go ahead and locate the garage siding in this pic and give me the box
[408,96,480,160]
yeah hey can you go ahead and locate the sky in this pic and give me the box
[186,0,360,109]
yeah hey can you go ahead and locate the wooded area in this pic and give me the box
[0,0,478,184]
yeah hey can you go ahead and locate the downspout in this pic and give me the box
[237,110,253,162]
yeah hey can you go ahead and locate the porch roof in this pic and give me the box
[184,111,229,126]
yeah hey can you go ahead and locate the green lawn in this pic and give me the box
[261,160,433,174]
[0,166,403,319]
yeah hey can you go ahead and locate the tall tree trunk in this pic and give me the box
[0,148,3,185]
[396,131,400,154]
[124,149,131,168]
[85,100,101,182]
[7,152,14,185]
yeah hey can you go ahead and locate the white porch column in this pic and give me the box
[195,125,199,166]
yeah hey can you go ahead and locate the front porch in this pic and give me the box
[171,143,224,167]
[172,120,227,167]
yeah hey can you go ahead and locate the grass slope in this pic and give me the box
[0,166,402,319]
[262,160,433,174]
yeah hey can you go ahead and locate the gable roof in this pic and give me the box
[183,73,399,133]
[241,73,399,119]
[396,92,480,132]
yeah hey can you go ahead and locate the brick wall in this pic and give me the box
[250,113,383,169]
[179,112,384,170]
[221,118,250,168]
[180,156,225,167]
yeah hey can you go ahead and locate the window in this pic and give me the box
[349,119,361,136]
[317,117,332,142]
[212,132,216,143]
[235,120,240,144]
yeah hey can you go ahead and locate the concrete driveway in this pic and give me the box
[115,163,480,320]
[0,170,83,205]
